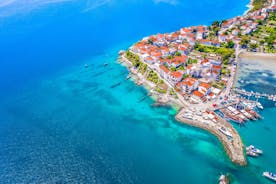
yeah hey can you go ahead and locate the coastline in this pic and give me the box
[244,0,254,15]
[239,51,276,59]
[118,55,183,110]
[119,55,247,166]
[118,0,275,167]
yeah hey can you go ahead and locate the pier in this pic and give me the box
[234,88,276,102]
[176,108,247,166]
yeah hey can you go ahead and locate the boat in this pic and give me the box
[245,108,260,119]
[246,145,263,154]
[246,150,259,157]
[263,172,276,182]
[219,127,233,138]
[218,174,229,184]
[256,102,263,110]
[126,75,131,80]
[240,110,254,120]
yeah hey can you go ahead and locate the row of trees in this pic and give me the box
[125,50,141,68]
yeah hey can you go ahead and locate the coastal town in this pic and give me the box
[119,0,276,172]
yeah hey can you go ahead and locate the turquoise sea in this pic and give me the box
[0,0,275,183]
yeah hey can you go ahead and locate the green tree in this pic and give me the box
[175,51,181,56]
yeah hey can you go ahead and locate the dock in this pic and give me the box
[234,88,276,102]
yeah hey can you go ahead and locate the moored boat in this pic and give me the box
[263,172,276,182]
[246,150,259,157]
[246,145,263,154]
[256,102,263,110]
[126,75,131,80]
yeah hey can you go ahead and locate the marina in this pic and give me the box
[214,95,262,125]
[234,88,276,103]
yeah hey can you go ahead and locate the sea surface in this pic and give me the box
[0,0,275,183]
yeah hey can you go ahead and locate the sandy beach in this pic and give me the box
[239,52,276,74]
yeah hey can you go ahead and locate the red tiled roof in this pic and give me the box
[199,82,211,89]
[170,71,182,78]
[193,90,204,98]
[159,65,170,74]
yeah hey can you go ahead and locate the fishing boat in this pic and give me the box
[246,145,263,154]
[263,172,276,182]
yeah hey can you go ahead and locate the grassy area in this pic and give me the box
[251,0,268,11]
[138,62,147,74]
[211,81,225,89]
[194,44,235,63]
[125,50,141,67]
[247,14,276,53]
[147,70,159,84]
[155,87,167,94]
[187,58,198,64]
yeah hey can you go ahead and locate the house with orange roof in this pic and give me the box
[160,47,170,57]
[145,56,155,64]
[198,82,211,95]
[191,90,206,103]
[218,33,228,42]
[211,70,220,81]
[271,5,276,12]
[177,77,199,94]
[159,65,170,80]
[180,28,192,34]
[178,45,190,55]
[211,65,222,73]
[169,71,183,85]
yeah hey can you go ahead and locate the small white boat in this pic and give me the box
[256,102,263,110]
[218,174,229,184]
[246,150,258,157]
[263,172,276,182]
[126,75,131,80]
[246,145,263,154]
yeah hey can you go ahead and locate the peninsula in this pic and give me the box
[119,0,276,166]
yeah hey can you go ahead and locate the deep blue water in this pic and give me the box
[1,0,275,183]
